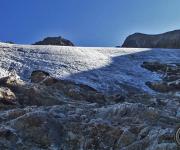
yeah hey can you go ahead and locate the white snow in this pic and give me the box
[0,42,180,94]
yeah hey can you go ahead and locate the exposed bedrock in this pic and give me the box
[0,70,179,149]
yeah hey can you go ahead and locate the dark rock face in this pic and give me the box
[122,30,180,48]
[31,70,51,83]
[33,36,74,46]
[0,70,179,149]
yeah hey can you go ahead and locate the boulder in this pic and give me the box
[31,70,51,83]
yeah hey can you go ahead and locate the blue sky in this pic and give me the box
[1,0,180,47]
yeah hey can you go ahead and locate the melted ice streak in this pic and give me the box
[0,42,180,94]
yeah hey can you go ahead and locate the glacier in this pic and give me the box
[0,42,179,149]
[0,42,180,94]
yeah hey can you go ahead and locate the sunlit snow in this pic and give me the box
[0,42,179,94]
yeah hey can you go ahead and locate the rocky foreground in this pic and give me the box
[0,43,179,149]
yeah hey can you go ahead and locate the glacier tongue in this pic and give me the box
[0,42,180,94]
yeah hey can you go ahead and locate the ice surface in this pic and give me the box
[0,42,179,94]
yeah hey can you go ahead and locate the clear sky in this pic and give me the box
[1,0,180,47]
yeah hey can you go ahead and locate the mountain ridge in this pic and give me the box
[122,29,180,49]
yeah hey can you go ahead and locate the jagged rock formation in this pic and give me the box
[0,42,179,149]
[122,30,180,48]
[33,36,74,46]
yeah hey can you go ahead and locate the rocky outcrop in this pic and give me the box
[0,70,107,106]
[31,70,53,83]
[122,30,180,48]
[0,71,179,149]
[33,36,74,46]
[30,70,106,104]
[142,62,180,93]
